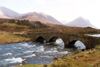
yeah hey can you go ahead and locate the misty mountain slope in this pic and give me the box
[0,9,8,18]
[16,12,62,24]
[0,6,21,18]
[66,17,95,28]
[61,20,68,25]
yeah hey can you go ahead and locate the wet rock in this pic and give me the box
[89,52,92,54]
[82,49,85,51]
[22,61,25,65]
[44,64,47,67]
[35,54,38,56]
[33,51,36,54]
[54,57,58,60]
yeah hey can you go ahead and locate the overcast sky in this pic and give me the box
[0,0,100,28]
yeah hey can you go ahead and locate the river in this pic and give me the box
[0,39,85,67]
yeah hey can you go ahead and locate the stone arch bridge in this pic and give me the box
[26,32,100,49]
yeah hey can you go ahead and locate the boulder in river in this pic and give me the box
[22,61,25,65]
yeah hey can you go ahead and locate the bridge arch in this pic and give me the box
[68,40,86,49]
[49,36,59,42]
[36,36,45,43]
[49,36,65,45]
[67,40,77,48]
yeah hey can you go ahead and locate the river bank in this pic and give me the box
[16,44,100,67]
[0,32,32,45]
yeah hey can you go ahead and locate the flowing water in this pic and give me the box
[85,34,100,37]
[0,39,85,67]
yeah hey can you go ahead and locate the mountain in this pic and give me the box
[0,6,21,18]
[16,12,62,24]
[66,17,95,28]
[0,6,61,24]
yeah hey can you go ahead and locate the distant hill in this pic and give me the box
[66,17,96,28]
[0,6,21,18]
[16,12,62,24]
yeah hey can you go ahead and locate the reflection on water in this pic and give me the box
[85,34,100,37]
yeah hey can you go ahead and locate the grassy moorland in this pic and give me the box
[16,44,100,67]
[0,18,100,35]
[0,32,31,44]
[0,19,32,44]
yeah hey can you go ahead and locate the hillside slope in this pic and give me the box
[16,12,62,24]
[0,6,21,18]
[66,17,95,28]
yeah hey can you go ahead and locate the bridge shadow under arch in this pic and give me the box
[49,36,65,46]
[36,36,45,43]
[49,36,59,42]
[68,40,86,49]
[67,40,77,48]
